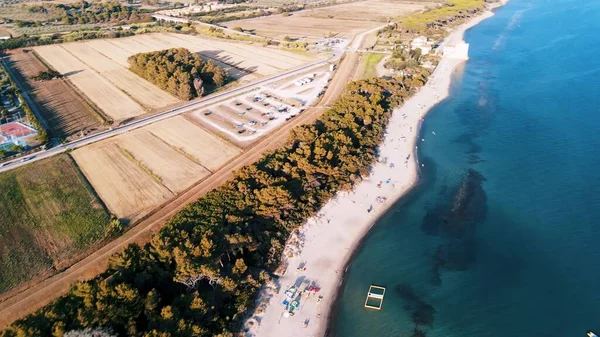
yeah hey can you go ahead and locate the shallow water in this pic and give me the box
[333,0,600,336]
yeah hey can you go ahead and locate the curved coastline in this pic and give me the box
[247,3,507,337]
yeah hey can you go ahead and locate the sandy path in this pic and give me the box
[248,8,502,337]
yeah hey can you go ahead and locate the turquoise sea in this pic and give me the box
[332,0,600,336]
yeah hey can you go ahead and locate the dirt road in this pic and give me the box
[0,39,362,329]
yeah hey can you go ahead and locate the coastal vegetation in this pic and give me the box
[2,1,152,26]
[0,154,110,294]
[127,48,228,100]
[0,75,428,337]
[400,0,485,34]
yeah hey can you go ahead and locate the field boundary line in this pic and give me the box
[116,144,172,193]
[146,131,214,174]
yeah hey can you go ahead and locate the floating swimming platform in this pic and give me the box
[364,285,386,310]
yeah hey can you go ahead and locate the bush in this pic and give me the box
[31,69,61,81]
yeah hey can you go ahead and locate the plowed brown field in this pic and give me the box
[7,50,103,138]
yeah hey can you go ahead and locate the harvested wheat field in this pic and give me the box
[34,45,145,120]
[7,50,103,138]
[224,0,432,41]
[116,130,211,192]
[96,33,317,76]
[0,154,109,294]
[72,143,174,220]
[148,116,241,171]
[302,0,434,22]
[72,115,240,219]
[61,43,180,110]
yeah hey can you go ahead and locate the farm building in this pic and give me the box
[0,122,37,149]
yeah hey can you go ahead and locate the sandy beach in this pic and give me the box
[245,5,503,337]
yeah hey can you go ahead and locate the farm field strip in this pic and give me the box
[116,131,210,192]
[72,142,174,219]
[104,38,156,60]
[302,0,430,21]
[147,116,241,171]
[162,33,314,73]
[166,33,316,65]
[61,43,180,109]
[159,34,282,75]
[84,39,132,67]
[34,45,145,120]
[224,16,379,41]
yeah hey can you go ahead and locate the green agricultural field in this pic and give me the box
[0,154,110,293]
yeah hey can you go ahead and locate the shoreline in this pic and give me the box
[246,4,505,337]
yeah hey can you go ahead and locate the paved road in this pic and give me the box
[0,55,335,173]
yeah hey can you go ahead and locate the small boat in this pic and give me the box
[588,332,597,337]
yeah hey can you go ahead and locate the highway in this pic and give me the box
[0,54,336,173]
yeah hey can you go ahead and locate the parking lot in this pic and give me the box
[188,67,333,144]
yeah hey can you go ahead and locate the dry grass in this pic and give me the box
[100,33,318,76]
[32,33,317,121]
[0,154,110,294]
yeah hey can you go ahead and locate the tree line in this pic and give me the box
[128,48,228,100]
[13,1,152,26]
[0,75,427,337]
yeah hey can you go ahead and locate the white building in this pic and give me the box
[410,36,433,55]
